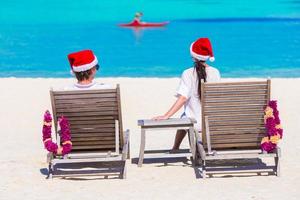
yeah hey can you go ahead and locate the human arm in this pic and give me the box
[153,69,191,120]
[152,95,187,120]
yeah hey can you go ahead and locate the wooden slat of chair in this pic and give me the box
[72,140,116,145]
[210,137,263,144]
[55,98,117,105]
[209,120,264,126]
[67,116,115,121]
[72,145,116,150]
[55,101,117,109]
[71,133,115,138]
[204,110,264,116]
[56,107,118,113]
[204,85,268,91]
[67,124,115,129]
[72,136,115,142]
[206,115,264,121]
[68,119,115,125]
[208,143,261,149]
[210,133,264,140]
[204,105,266,112]
[54,93,117,100]
[210,129,265,135]
[205,90,267,95]
[56,111,119,117]
[71,129,115,134]
[53,89,117,95]
[204,99,267,104]
[204,81,268,86]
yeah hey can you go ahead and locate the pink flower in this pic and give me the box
[261,141,276,152]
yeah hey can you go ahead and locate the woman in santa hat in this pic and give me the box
[153,38,221,151]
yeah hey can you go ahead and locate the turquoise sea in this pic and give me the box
[0,0,300,77]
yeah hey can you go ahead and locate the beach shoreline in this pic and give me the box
[0,77,300,199]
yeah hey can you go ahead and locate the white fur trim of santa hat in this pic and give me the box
[190,42,215,62]
[72,56,98,72]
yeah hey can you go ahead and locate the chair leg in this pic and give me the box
[120,160,127,179]
[127,141,131,159]
[275,156,280,177]
[122,162,127,179]
[47,163,53,179]
[202,160,206,179]
[138,129,146,167]
[188,127,196,166]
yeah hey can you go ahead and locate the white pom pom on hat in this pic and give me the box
[190,38,215,62]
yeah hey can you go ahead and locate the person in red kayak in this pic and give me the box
[133,12,144,24]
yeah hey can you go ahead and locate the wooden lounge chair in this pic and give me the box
[195,80,281,178]
[47,84,129,179]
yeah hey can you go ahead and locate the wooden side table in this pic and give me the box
[137,118,197,167]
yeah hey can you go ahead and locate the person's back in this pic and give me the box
[63,81,111,91]
[177,66,220,130]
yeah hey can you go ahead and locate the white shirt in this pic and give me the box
[63,81,112,90]
[176,66,221,131]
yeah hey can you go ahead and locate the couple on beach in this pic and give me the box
[49,37,220,155]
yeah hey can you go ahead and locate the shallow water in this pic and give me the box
[0,0,300,77]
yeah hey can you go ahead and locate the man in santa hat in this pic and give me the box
[64,49,111,90]
[153,38,221,151]
[41,50,112,157]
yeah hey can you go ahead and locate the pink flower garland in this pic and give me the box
[261,100,283,153]
[42,110,72,155]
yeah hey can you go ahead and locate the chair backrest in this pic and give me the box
[201,80,270,150]
[50,84,123,153]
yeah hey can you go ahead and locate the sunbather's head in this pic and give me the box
[190,38,215,62]
[68,50,99,82]
[190,38,215,98]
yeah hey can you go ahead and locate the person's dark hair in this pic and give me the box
[194,60,207,99]
[74,69,93,81]
[74,65,99,81]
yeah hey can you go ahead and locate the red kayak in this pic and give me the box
[119,20,169,27]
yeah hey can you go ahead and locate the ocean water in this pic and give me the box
[0,0,300,77]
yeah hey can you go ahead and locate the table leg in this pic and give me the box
[188,127,196,165]
[138,128,146,167]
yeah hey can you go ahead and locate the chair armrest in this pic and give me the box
[122,129,130,160]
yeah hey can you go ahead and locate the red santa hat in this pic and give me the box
[190,38,215,62]
[68,50,98,72]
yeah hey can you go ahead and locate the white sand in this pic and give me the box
[0,77,300,200]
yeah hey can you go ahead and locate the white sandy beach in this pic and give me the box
[0,77,300,200]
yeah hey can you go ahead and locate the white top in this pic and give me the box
[63,81,112,90]
[176,66,221,131]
